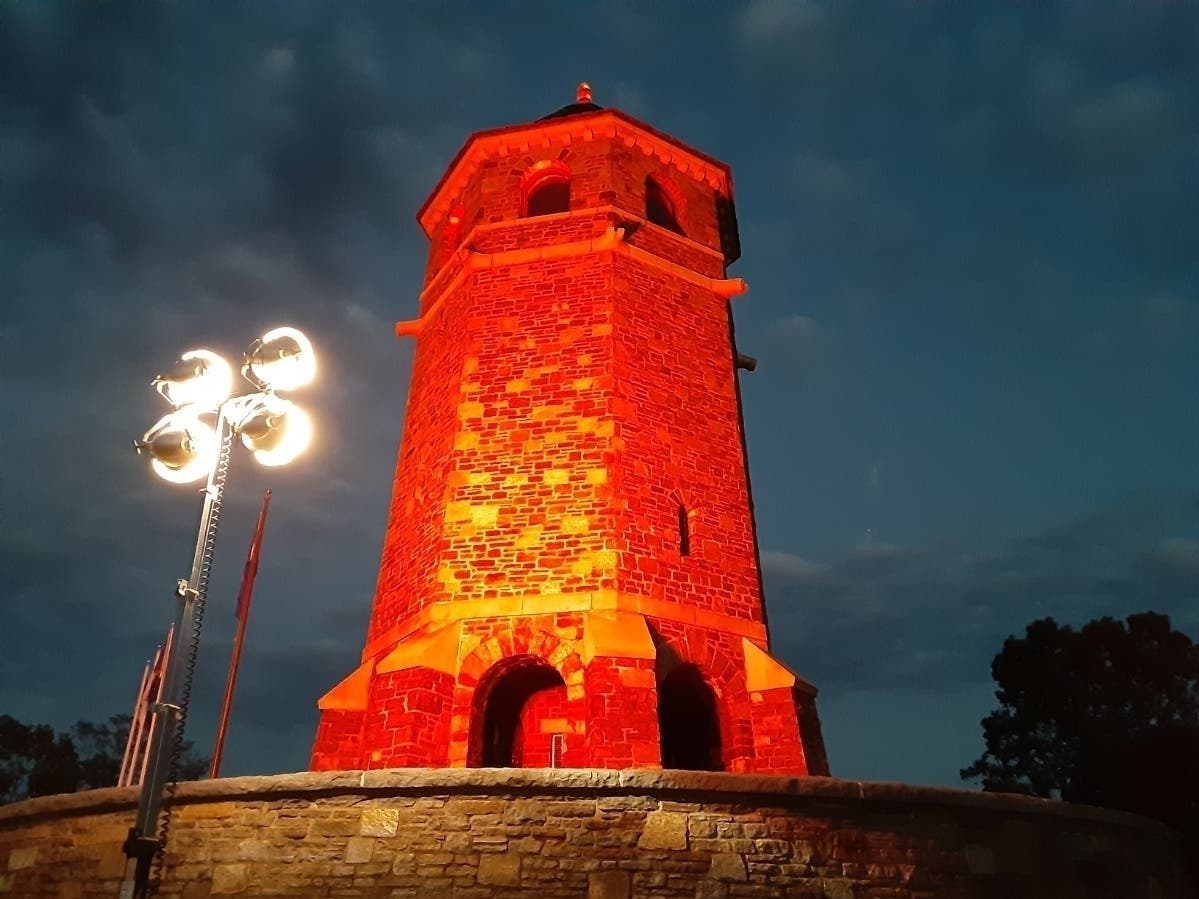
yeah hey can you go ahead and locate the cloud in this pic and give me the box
[1140,293,1198,347]
[760,550,822,579]
[765,489,1199,694]
[0,3,459,764]
[739,0,823,45]
[611,82,652,120]
[752,314,841,384]
[788,151,867,199]
[732,0,1199,299]
[773,314,822,342]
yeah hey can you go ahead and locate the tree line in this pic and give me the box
[962,610,1199,865]
[0,714,208,803]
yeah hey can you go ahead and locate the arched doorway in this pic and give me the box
[658,664,723,771]
[469,656,568,768]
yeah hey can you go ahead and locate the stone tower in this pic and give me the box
[311,85,828,775]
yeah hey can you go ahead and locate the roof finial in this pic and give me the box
[576,82,593,105]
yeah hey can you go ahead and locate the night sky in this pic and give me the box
[2,2,1197,788]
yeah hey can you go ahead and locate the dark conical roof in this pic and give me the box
[539,82,603,121]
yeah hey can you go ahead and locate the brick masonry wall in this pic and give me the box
[432,259,616,606]
[371,281,471,641]
[610,254,763,625]
[0,770,1191,898]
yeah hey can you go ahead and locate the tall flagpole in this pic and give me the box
[118,657,153,788]
[209,488,271,779]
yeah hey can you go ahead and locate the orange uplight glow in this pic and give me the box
[310,85,826,778]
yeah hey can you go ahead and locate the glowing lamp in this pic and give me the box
[236,396,314,467]
[242,326,316,392]
[152,349,234,409]
[135,410,218,484]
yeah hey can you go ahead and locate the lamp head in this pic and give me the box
[135,410,218,484]
[242,326,316,392]
[152,349,233,409]
[233,394,314,467]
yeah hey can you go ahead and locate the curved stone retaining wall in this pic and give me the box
[0,769,1191,898]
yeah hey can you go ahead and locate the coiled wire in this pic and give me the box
[148,424,233,895]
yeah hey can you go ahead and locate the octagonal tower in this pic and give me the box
[311,85,828,775]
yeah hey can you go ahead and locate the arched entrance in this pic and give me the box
[469,656,568,768]
[658,664,723,771]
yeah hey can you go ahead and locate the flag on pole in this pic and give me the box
[235,489,271,621]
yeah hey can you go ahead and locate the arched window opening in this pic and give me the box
[523,163,572,218]
[646,176,683,234]
[658,665,722,771]
[469,656,567,768]
[526,178,570,217]
[678,503,691,557]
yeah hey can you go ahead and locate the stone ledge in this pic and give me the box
[0,768,1176,838]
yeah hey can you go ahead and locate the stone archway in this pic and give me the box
[657,663,723,771]
[468,655,568,768]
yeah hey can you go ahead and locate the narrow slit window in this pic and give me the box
[678,503,691,557]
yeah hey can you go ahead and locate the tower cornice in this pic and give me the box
[416,109,735,239]
[396,221,747,338]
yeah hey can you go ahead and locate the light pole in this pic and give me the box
[118,327,316,899]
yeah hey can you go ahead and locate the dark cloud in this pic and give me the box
[765,489,1199,695]
[731,0,1199,358]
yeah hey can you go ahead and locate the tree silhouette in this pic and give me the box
[0,713,209,802]
[963,611,1199,861]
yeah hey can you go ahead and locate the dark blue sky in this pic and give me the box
[1,1,1197,787]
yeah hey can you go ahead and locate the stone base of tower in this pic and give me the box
[2,770,1192,897]
[312,610,829,776]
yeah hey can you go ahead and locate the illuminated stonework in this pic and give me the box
[311,86,829,775]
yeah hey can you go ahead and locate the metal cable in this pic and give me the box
[148,425,233,896]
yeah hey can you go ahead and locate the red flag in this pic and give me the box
[235,490,271,621]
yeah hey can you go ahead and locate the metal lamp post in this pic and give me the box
[118,328,316,899]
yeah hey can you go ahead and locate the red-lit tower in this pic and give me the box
[312,85,828,774]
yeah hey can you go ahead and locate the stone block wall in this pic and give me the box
[0,770,1191,898]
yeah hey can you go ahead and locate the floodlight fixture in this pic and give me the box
[242,326,316,392]
[152,349,233,410]
[234,394,314,467]
[135,410,218,484]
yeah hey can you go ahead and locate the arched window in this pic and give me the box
[522,163,571,218]
[469,656,567,767]
[645,175,684,234]
[658,665,722,770]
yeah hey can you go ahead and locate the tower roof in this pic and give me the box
[416,82,741,263]
[538,81,604,121]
